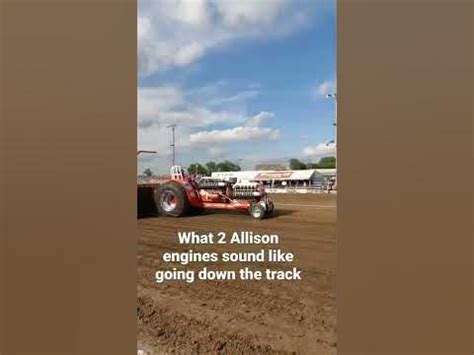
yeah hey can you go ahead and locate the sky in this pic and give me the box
[138,0,336,175]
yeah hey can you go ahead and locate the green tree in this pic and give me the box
[315,156,336,168]
[205,161,218,174]
[304,156,336,169]
[188,163,208,175]
[143,168,153,177]
[289,159,307,170]
[203,160,242,173]
[217,160,241,172]
[319,156,336,164]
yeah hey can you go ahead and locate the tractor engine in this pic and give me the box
[197,177,233,201]
[232,181,264,199]
[198,177,233,196]
[197,178,264,201]
[198,177,233,190]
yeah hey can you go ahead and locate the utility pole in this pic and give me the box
[167,124,176,166]
[326,93,337,189]
[326,93,337,167]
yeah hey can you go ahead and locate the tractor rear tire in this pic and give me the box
[156,182,190,217]
[249,203,265,220]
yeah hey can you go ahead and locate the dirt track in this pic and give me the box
[137,194,337,354]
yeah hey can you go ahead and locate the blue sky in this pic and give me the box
[138,0,336,174]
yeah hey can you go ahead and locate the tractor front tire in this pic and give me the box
[156,182,190,217]
[249,203,266,220]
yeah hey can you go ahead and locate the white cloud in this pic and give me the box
[138,0,316,77]
[137,107,280,173]
[137,85,271,159]
[174,0,209,26]
[174,42,205,66]
[244,111,273,127]
[189,112,279,145]
[138,86,246,129]
[313,80,336,98]
[214,0,287,27]
[207,146,228,159]
[208,90,259,106]
[303,141,336,157]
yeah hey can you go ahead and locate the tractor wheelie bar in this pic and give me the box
[156,166,274,220]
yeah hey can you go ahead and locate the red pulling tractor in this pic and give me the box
[156,166,274,219]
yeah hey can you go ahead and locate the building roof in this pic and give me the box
[315,168,336,176]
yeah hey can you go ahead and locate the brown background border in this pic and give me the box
[338,1,472,354]
[1,0,472,354]
[1,1,137,354]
